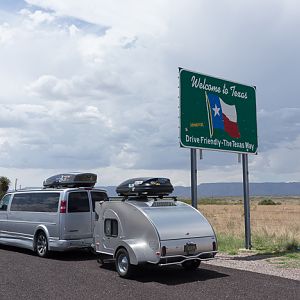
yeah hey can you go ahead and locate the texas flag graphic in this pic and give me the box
[206,92,240,139]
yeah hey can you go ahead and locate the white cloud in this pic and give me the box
[250,135,300,176]
[0,22,14,43]
[19,8,55,26]
[0,1,299,188]
[25,0,168,37]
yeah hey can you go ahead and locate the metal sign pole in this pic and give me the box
[191,148,198,209]
[242,154,251,249]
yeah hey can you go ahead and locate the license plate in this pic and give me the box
[184,243,197,255]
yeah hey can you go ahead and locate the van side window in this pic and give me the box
[10,193,60,212]
[104,219,118,237]
[0,194,11,211]
[68,192,89,213]
[91,192,108,211]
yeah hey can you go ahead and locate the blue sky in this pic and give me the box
[0,0,300,188]
[0,0,26,11]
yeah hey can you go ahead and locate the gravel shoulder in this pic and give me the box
[204,252,300,281]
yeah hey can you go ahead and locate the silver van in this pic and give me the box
[0,173,108,257]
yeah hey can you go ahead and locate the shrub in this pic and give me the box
[258,198,280,205]
[0,176,11,199]
[252,233,299,253]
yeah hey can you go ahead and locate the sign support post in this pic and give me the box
[190,148,198,209]
[242,154,251,249]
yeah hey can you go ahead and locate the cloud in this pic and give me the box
[0,1,299,187]
[20,8,55,26]
[0,102,114,169]
[257,108,300,151]
[250,134,300,181]
[25,0,168,37]
[0,22,15,43]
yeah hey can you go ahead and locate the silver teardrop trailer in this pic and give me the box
[93,177,217,278]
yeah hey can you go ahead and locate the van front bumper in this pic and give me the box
[49,238,93,251]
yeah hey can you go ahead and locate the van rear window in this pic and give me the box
[10,193,60,212]
[91,191,108,211]
[68,192,90,213]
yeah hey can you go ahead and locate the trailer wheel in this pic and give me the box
[182,260,200,271]
[36,231,49,258]
[115,248,134,278]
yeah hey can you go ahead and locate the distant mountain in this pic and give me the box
[98,182,300,198]
[173,182,300,198]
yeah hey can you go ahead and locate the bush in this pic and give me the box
[258,198,281,205]
[252,233,299,253]
[217,233,299,254]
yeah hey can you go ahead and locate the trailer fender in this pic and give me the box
[115,240,147,265]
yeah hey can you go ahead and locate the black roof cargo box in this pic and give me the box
[43,172,97,188]
[116,177,174,197]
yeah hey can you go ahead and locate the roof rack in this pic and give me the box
[108,195,177,202]
[152,196,177,201]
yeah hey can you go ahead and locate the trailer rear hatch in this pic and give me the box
[142,204,216,258]
[142,205,214,240]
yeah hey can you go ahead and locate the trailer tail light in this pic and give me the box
[60,200,67,213]
[161,246,166,256]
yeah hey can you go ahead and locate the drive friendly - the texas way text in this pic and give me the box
[185,136,255,152]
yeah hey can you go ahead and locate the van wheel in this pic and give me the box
[115,248,134,278]
[182,260,200,271]
[36,232,49,258]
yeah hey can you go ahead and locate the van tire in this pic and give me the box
[182,260,200,271]
[115,248,134,278]
[36,231,49,258]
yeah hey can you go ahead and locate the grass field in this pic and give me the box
[196,197,300,255]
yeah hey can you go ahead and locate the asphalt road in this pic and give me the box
[0,246,299,300]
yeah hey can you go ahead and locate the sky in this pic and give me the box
[0,0,299,188]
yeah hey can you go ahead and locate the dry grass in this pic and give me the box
[199,203,300,240]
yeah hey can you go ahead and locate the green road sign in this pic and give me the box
[179,68,258,154]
